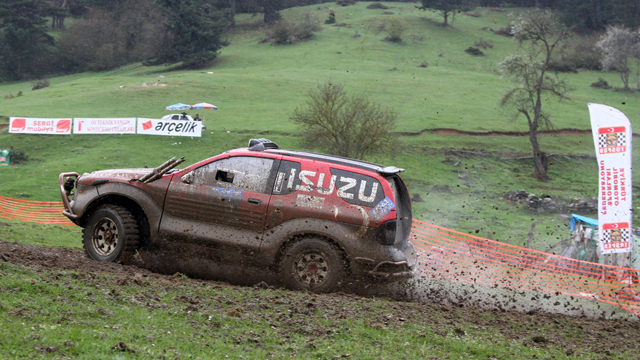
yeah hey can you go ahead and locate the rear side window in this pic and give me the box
[272,161,386,207]
[330,168,385,207]
[191,156,275,193]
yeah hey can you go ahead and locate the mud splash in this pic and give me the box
[0,241,636,322]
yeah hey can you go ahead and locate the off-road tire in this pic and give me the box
[280,238,344,293]
[83,204,140,262]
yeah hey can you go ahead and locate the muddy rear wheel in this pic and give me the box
[83,204,140,262]
[281,238,344,293]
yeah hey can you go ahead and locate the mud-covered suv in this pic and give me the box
[60,139,416,292]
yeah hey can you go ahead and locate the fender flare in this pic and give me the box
[82,182,165,241]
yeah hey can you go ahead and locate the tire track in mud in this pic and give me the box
[0,241,636,322]
[4,241,640,357]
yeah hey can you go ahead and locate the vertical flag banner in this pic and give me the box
[589,103,633,254]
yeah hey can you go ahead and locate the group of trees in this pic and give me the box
[420,0,640,30]
[0,0,327,80]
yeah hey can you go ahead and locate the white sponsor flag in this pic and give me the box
[589,103,633,254]
[136,118,202,137]
[9,117,72,135]
[73,118,136,134]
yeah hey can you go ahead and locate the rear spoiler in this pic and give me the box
[380,166,404,175]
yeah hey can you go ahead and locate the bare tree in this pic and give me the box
[291,82,398,160]
[499,9,572,182]
[596,26,640,90]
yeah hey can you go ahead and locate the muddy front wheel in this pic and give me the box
[280,238,344,293]
[83,205,140,262]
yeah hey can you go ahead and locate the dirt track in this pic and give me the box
[1,240,640,357]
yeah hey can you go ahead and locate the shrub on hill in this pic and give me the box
[474,38,493,49]
[336,0,356,6]
[365,17,409,43]
[465,47,484,56]
[31,79,49,91]
[291,81,399,160]
[546,59,577,73]
[265,13,322,45]
[591,77,612,89]
[366,3,389,9]
[493,25,513,37]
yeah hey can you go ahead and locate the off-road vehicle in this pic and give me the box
[60,139,416,292]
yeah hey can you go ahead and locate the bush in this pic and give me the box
[266,13,322,45]
[4,94,13,99]
[366,17,408,43]
[547,59,577,73]
[464,11,482,18]
[418,61,429,68]
[366,3,389,9]
[336,0,356,6]
[562,35,602,70]
[474,38,493,49]
[31,79,50,91]
[493,25,513,37]
[291,81,399,160]
[591,78,612,89]
[9,149,28,165]
[325,10,336,24]
[465,47,484,56]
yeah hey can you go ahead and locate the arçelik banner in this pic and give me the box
[589,103,633,254]
[73,118,136,134]
[9,117,72,135]
[136,118,202,137]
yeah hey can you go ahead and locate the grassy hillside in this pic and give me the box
[0,3,638,250]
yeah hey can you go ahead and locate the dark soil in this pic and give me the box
[1,240,640,356]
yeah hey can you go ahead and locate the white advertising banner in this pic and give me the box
[589,103,633,254]
[73,118,136,134]
[136,118,202,137]
[9,117,72,135]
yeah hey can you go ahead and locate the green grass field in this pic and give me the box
[0,3,638,250]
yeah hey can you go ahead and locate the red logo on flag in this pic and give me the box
[602,222,629,230]
[56,120,71,133]
[142,121,153,130]
[10,118,26,132]
[598,126,626,134]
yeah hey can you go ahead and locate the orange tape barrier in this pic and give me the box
[0,195,75,226]
[412,219,640,316]
[1,195,639,315]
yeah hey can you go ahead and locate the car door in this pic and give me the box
[160,155,277,253]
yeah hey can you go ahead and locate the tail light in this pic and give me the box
[376,220,397,245]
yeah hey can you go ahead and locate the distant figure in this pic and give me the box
[180,112,188,120]
[194,114,201,121]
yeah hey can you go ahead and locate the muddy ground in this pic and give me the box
[1,240,640,357]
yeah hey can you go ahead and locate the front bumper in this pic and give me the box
[59,172,80,221]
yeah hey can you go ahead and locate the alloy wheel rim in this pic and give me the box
[92,217,119,256]
[293,251,330,287]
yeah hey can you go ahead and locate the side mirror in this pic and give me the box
[181,172,194,184]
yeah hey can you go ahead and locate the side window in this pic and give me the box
[171,115,179,120]
[191,156,275,193]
